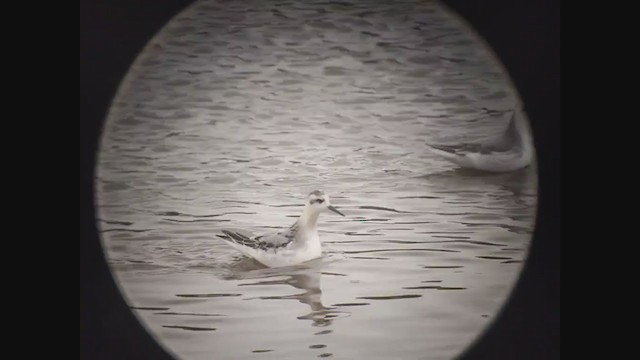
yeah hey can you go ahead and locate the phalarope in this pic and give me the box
[426,103,534,173]
[217,190,345,268]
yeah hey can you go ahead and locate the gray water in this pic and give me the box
[95,0,538,359]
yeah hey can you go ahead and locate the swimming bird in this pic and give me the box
[217,191,345,268]
[426,104,534,173]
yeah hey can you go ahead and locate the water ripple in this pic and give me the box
[96,0,537,359]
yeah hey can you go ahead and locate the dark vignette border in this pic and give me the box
[444,0,560,359]
[79,0,560,359]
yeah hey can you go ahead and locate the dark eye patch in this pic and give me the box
[310,198,325,204]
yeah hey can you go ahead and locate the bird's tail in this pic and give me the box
[219,230,255,247]
[426,143,463,162]
[426,143,457,154]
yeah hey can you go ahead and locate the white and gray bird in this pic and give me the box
[217,191,345,268]
[426,104,534,173]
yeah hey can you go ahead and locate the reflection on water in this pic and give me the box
[96,0,538,359]
[223,259,343,328]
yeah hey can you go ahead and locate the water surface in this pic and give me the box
[96,1,537,359]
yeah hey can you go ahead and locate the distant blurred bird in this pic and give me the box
[426,103,534,172]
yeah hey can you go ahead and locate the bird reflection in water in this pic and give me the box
[222,257,346,327]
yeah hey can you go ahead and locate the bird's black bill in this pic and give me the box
[328,205,345,216]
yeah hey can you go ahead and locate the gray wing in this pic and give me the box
[255,231,296,247]
[219,227,296,251]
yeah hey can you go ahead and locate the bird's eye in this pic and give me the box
[311,198,325,204]
[317,199,325,204]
